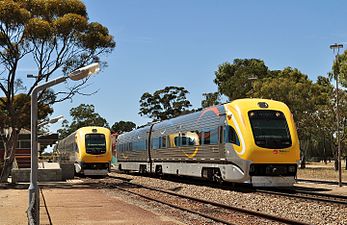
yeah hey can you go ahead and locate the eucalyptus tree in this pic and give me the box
[0,0,115,181]
[331,50,347,169]
[57,104,109,139]
[139,86,192,121]
[111,121,136,134]
[201,92,221,108]
[214,58,271,101]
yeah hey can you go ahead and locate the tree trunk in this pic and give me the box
[334,158,338,171]
[0,131,19,183]
[300,155,306,169]
[323,137,327,164]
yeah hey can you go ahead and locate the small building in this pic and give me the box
[0,129,58,168]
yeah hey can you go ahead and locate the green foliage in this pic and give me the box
[335,50,347,87]
[0,0,115,181]
[251,68,331,140]
[201,92,221,108]
[111,121,136,134]
[139,86,192,121]
[0,93,53,130]
[214,59,270,100]
[57,104,109,138]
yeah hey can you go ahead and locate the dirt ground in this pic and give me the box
[297,160,347,180]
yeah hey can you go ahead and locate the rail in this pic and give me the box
[106,174,309,225]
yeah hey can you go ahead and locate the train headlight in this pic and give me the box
[288,165,296,173]
[258,102,269,108]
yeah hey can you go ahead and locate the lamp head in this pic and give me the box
[68,63,100,81]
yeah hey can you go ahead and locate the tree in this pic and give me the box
[330,50,347,169]
[111,121,136,134]
[139,86,192,121]
[57,104,109,139]
[0,0,115,182]
[201,92,221,108]
[214,58,271,101]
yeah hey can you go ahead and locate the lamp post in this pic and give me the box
[330,43,343,187]
[28,63,100,225]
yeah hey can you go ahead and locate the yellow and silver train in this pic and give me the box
[55,126,112,176]
[116,99,300,187]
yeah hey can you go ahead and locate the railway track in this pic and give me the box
[296,178,347,186]
[111,171,347,206]
[255,188,347,206]
[104,174,309,225]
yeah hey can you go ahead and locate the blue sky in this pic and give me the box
[29,1,347,131]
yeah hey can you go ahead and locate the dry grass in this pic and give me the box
[297,161,347,181]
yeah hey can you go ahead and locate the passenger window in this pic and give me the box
[181,133,187,146]
[203,131,210,145]
[174,135,180,147]
[225,126,240,145]
[161,136,167,148]
[189,131,200,146]
[198,132,203,145]
[152,137,160,149]
[210,128,218,144]
[219,126,223,144]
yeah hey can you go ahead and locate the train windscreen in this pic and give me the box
[85,134,106,154]
[248,110,292,149]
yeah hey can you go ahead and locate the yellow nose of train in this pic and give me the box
[224,98,300,164]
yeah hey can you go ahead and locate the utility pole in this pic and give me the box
[330,43,343,187]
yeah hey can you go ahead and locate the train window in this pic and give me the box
[179,132,197,146]
[198,132,203,145]
[203,131,210,145]
[219,126,223,144]
[181,133,187,146]
[133,141,138,151]
[248,110,292,149]
[141,140,147,150]
[133,141,146,151]
[152,137,160,149]
[174,135,181,147]
[187,131,199,146]
[225,126,240,145]
[85,134,106,154]
[128,142,132,151]
[161,136,167,148]
[210,128,218,144]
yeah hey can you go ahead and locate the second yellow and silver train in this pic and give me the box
[55,126,112,176]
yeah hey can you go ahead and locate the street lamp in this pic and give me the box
[330,43,343,187]
[38,115,64,127]
[28,63,100,225]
